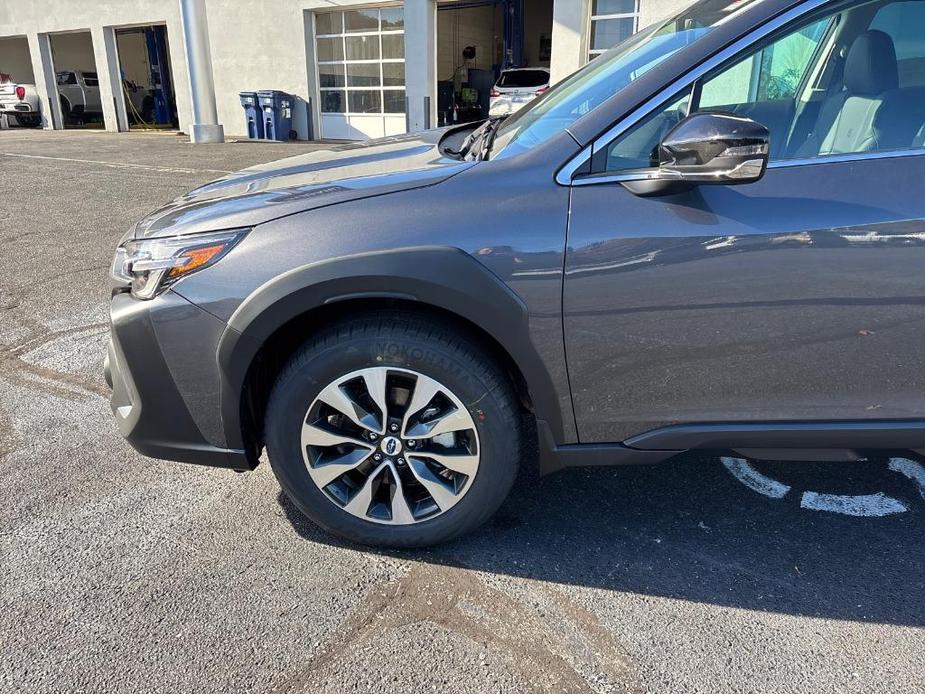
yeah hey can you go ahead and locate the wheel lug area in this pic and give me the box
[372,452,383,462]
[367,431,378,441]
[389,422,400,433]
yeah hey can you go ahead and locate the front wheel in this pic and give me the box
[264,312,522,547]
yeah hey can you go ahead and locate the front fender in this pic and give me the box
[216,245,569,454]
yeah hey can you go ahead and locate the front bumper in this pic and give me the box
[107,290,251,470]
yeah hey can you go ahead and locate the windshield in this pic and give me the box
[491,0,761,158]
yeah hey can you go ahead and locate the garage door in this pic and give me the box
[315,7,407,140]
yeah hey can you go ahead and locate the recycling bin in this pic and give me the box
[257,89,293,141]
[238,91,264,140]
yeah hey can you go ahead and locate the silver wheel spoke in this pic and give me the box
[405,406,472,438]
[301,422,370,449]
[407,457,458,510]
[401,373,443,436]
[388,463,417,524]
[344,462,387,517]
[361,369,389,434]
[408,450,479,477]
[308,449,373,488]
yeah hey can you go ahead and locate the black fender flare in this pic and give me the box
[216,246,568,453]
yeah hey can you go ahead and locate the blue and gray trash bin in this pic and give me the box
[238,91,264,140]
[257,90,293,141]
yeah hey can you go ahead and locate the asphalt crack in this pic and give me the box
[0,321,110,400]
[271,562,638,694]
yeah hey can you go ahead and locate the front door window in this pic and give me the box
[601,0,925,172]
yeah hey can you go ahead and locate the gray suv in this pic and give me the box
[107,0,925,546]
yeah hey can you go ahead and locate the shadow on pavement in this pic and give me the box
[278,452,925,627]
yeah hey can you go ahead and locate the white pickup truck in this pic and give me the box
[2,70,149,127]
[56,70,103,124]
[0,69,102,127]
[0,73,41,127]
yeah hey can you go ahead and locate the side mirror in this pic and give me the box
[622,112,770,196]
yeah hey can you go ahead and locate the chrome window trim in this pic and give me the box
[767,148,925,170]
[572,167,661,186]
[556,142,593,185]
[555,0,835,187]
[568,148,925,187]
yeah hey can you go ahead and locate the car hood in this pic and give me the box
[133,129,474,239]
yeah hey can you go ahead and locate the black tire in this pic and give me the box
[71,104,87,126]
[264,311,521,548]
[59,96,72,126]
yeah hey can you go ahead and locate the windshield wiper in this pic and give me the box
[469,116,506,161]
[445,124,483,159]
[445,116,506,161]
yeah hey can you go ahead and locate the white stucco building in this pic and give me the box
[0,0,690,141]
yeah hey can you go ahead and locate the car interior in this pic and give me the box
[603,0,925,172]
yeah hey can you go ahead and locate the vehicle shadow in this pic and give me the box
[277,451,925,627]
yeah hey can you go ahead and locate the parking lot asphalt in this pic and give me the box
[1,129,923,694]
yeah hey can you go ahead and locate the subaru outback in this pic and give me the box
[107,0,925,546]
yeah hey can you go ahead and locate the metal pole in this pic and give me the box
[179,0,224,143]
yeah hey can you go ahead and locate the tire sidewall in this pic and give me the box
[265,323,518,546]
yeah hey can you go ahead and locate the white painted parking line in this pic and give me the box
[721,457,792,499]
[888,458,925,500]
[721,456,922,517]
[0,151,232,175]
[799,491,908,517]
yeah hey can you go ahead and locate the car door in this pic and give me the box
[563,0,925,443]
[56,71,80,108]
[81,72,102,111]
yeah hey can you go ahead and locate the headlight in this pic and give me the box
[112,228,249,300]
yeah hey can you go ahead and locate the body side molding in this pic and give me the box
[624,420,925,451]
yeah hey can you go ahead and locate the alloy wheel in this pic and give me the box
[300,367,481,524]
